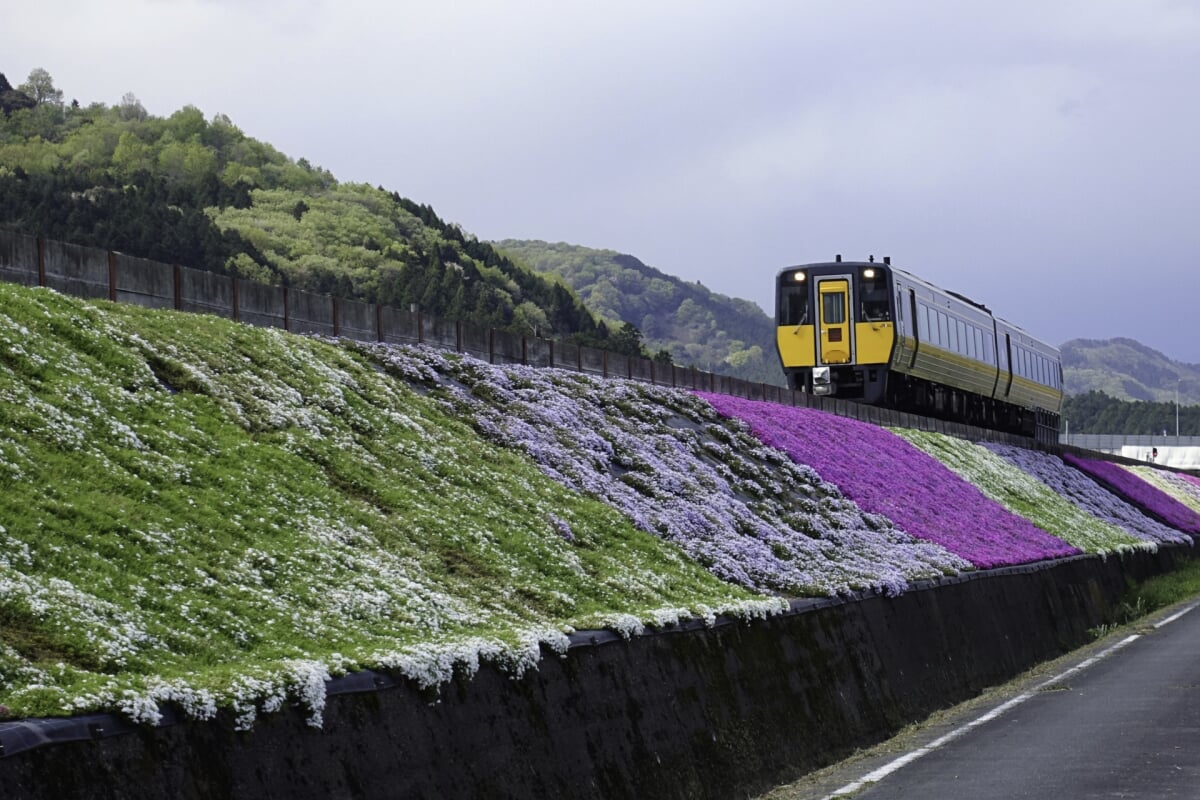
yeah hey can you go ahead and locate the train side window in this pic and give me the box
[937,312,948,346]
[780,286,808,326]
[987,333,995,365]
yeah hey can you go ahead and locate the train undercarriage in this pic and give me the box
[786,367,1059,442]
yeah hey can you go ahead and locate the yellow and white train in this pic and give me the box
[775,256,1062,437]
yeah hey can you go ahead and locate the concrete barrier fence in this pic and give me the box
[0,228,1058,448]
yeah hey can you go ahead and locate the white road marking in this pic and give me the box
[823,602,1200,799]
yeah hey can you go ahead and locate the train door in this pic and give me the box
[907,289,920,368]
[817,277,852,365]
[1001,333,1014,398]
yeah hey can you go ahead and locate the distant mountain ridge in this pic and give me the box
[493,240,784,384]
[1062,337,1200,403]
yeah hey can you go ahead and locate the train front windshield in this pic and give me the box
[859,270,891,321]
[779,278,809,325]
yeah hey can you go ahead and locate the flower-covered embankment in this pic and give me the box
[1061,453,1200,537]
[1180,472,1200,493]
[697,394,1079,569]
[1120,464,1200,517]
[0,284,774,726]
[980,444,1189,547]
[896,431,1147,554]
[353,342,970,598]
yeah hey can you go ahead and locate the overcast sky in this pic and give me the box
[8,1,1200,361]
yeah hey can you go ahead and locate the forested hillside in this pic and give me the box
[1059,338,1200,433]
[1062,338,1200,404]
[495,240,784,384]
[1061,391,1200,436]
[0,69,642,356]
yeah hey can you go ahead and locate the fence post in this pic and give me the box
[283,287,290,331]
[107,251,117,302]
[36,237,46,287]
[332,296,340,338]
[174,265,182,310]
[231,276,239,321]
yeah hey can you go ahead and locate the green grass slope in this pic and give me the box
[0,283,768,727]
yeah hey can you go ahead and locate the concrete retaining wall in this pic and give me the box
[0,546,1189,800]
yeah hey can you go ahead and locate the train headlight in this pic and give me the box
[863,268,876,279]
[792,271,806,282]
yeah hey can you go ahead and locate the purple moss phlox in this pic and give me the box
[981,443,1189,545]
[697,393,1079,569]
[407,354,970,597]
[1061,453,1200,536]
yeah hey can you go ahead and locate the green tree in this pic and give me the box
[18,68,63,106]
[512,301,550,336]
[609,322,648,358]
[119,92,147,122]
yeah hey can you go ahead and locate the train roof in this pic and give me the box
[778,258,1060,357]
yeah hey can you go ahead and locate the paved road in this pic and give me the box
[760,600,1200,800]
